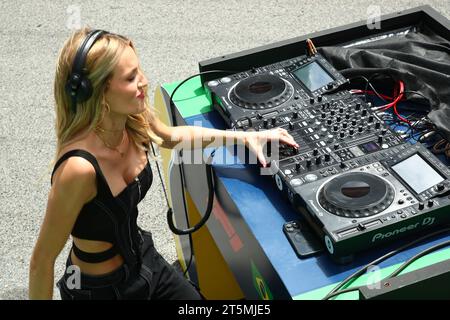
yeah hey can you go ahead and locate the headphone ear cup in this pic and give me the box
[75,77,93,103]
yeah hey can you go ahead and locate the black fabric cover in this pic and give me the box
[318,23,450,139]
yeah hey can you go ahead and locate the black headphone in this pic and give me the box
[65,29,109,113]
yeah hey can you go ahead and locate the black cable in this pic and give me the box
[322,226,450,300]
[346,75,390,103]
[166,69,235,235]
[322,287,362,300]
[387,239,450,279]
[161,69,235,280]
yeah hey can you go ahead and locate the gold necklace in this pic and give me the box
[94,127,126,157]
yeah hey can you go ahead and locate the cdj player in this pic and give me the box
[204,52,450,262]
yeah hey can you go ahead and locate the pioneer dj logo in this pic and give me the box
[371,217,435,243]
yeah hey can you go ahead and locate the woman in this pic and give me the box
[29,28,298,300]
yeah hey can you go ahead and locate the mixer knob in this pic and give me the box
[340,162,346,168]
[295,162,301,172]
[334,143,340,150]
[345,114,351,120]
[327,119,332,125]
[428,200,434,207]
[289,122,294,130]
[263,119,268,128]
[342,122,348,129]
[339,107,344,113]
[418,202,425,210]
[321,112,327,119]
[315,156,322,165]
[349,129,354,135]
[358,126,363,133]
[271,117,277,125]
[331,110,336,116]
[368,115,374,123]
[293,111,299,119]
[362,109,367,116]
[375,122,381,129]
[310,97,315,104]
[355,103,361,110]
[306,159,312,167]
[381,129,387,135]
[292,146,299,155]
[336,116,341,122]
[257,113,263,120]
[339,132,345,138]
[324,154,331,162]
[313,148,319,156]
[317,95,323,102]
[378,135,383,143]
[333,125,339,132]
[352,120,357,126]
[326,83,334,90]
[436,183,445,192]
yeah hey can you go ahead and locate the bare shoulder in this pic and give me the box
[51,156,97,200]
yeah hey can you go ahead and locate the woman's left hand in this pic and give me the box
[243,128,299,167]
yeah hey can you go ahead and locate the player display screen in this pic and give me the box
[292,61,334,92]
[392,153,445,194]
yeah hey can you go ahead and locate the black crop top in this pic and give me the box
[50,149,153,262]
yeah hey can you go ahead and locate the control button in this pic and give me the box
[398,199,405,205]
[418,202,425,210]
[257,113,263,120]
[428,200,434,207]
[263,119,268,128]
[295,162,301,172]
[315,157,322,165]
[375,121,381,129]
[368,115,374,123]
[293,111,299,119]
[310,97,315,104]
[326,83,333,90]
[361,109,367,116]
[284,169,292,175]
[290,179,303,187]
[220,77,232,83]
[304,174,318,182]
[313,148,319,156]
[317,95,323,102]
[436,183,445,192]
[400,214,407,219]
[324,154,331,162]
[340,162,346,169]
[355,103,361,110]
[208,80,219,87]
[378,135,383,144]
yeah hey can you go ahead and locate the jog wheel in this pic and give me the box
[229,74,293,110]
[318,172,395,218]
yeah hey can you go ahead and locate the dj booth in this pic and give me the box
[153,6,450,299]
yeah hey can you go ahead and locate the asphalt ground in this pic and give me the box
[0,0,448,299]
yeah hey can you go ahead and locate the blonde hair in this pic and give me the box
[53,27,162,160]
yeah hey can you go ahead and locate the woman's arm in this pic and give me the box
[149,115,298,167]
[29,157,96,299]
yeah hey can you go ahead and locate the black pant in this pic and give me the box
[57,230,202,300]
